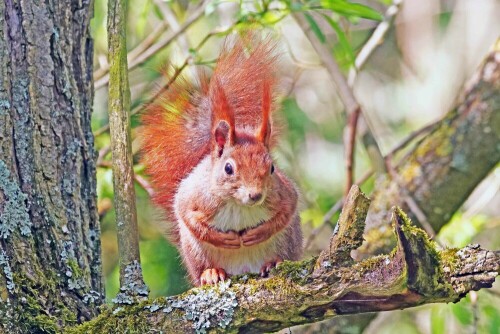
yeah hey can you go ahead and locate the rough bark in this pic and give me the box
[107,0,147,302]
[0,1,102,332]
[366,40,500,235]
[70,186,499,334]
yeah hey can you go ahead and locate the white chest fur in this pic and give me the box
[212,201,270,232]
[178,200,282,276]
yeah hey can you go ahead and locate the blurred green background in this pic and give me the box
[91,0,500,333]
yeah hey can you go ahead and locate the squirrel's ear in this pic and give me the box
[214,120,233,156]
[256,80,271,146]
[211,79,235,156]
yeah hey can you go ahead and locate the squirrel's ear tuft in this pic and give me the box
[211,79,235,156]
[256,80,271,146]
[214,120,233,156]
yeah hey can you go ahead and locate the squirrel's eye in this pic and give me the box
[224,162,234,175]
[271,164,275,174]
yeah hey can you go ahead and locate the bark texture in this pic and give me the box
[107,0,146,299]
[366,41,500,235]
[71,187,499,334]
[0,1,102,332]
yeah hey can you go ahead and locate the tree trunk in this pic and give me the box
[0,1,102,333]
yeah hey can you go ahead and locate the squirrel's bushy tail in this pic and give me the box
[140,35,278,242]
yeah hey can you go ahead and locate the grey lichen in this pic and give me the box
[0,99,10,116]
[0,160,31,238]
[171,280,238,334]
[112,261,149,304]
[0,250,15,292]
[61,241,87,292]
[83,290,102,304]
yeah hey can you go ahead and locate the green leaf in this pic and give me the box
[430,306,446,334]
[320,0,383,21]
[321,14,355,66]
[304,12,326,43]
[450,300,473,325]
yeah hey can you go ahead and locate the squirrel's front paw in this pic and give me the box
[200,268,228,285]
[260,257,283,277]
[241,224,272,246]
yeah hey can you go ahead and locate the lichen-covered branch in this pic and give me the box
[107,0,148,300]
[366,40,500,235]
[71,187,499,334]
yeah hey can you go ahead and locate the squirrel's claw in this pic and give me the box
[259,258,283,277]
[200,268,228,285]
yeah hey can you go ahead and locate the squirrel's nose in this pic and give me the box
[248,192,262,202]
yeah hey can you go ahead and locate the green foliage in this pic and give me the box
[304,12,326,43]
[319,0,383,21]
[439,213,489,247]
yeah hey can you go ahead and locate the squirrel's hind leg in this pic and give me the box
[180,232,229,286]
[259,257,283,277]
[200,268,228,285]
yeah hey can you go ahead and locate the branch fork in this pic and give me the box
[75,186,499,333]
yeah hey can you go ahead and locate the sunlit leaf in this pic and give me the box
[320,0,383,21]
[450,300,473,325]
[304,12,326,43]
[431,306,447,334]
[321,14,355,66]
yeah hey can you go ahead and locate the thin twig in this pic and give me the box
[344,105,361,196]
[305,118,439,251]
[153,0,191,58]
[470,291,478,334]
[348,0,403,86]
[93,24,235,137]
[94,23,168,82]
[135,174,155,197]
[96,0,208,89]
[293,12,387,174]
[385,118,441,163]
[97,160,155,197]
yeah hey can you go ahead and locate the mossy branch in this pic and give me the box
[107,0,147,300]
[365,39,500,235]
[71,187,499,334]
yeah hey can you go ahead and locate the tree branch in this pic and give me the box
[71,187,499,333]
[107,0,147,301]
[96,1,207,89]
[293,12,387,174]
[365,39,500,234]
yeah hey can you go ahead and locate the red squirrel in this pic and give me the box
[140,36,302,286]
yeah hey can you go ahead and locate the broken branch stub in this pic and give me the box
[71,205,499,333]
[317,185,371,269]
[392,207,453,298]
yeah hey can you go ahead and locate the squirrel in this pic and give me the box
[140,36,303,286]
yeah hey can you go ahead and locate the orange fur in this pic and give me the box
[139,35,302,285]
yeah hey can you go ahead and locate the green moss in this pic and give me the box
[67,259,85,279]
[68,305,149,334]
[9,259,80,333]
[273,257,317,285]
[393,207,453,297]
[439,248,460,274]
